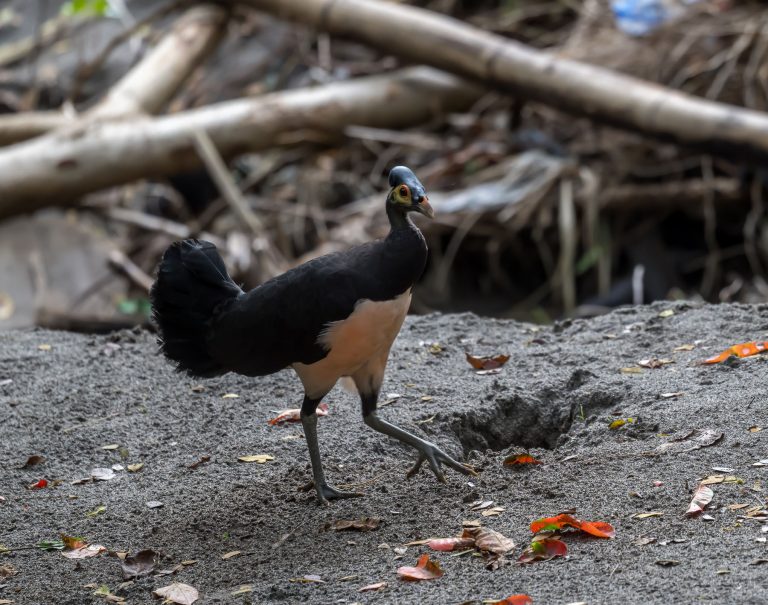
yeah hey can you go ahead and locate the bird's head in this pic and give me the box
[386,166,434,219]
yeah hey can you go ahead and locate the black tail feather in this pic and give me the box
[150,239,242,377]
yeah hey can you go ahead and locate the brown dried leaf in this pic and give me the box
[120,549,158,579]
[22,455,45,468]
[464,527,515,556]
[331,517,380,532]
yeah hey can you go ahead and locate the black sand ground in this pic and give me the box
[1,301,767,605]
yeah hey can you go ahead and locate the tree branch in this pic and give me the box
[0,3,228,146]
[0,67,483,218]
[242,0,768,164]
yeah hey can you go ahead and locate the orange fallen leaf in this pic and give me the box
[517,536,567,563]
[490,595,533,605]
[269,402,329,425]
[503,454,542,466]
[396,554,443,581]
[686,483,714,517]
[426,537,475,552]
[703,341,767,364]
[60,534,86,550]
[530,513,615,539]
[466,352,510,371]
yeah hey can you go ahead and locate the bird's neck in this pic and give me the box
[383,208,428,291]
[386,204,415,231]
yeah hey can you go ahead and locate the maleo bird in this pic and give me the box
[150,166,475,503]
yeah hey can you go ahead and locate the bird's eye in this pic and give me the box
[399,185,409,198]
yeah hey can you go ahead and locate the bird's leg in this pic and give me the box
[300,395,363,504]
[360,392,476,482]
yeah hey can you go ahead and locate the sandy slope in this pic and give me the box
[1,301,767,604]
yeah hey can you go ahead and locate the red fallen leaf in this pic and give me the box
[466,353,510,371]
[517,536,567,563]
[491,595,534,605]
[27,479,48,490]
[396,554,443,581]
[268,402,329,425]
[427,537,475,552]
[686,483,714,516]
[504,453,542,466]
[703,341,767,364]
[530,513,615,539]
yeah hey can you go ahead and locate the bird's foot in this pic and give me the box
[314,482,365,505]
[406,442,478,482]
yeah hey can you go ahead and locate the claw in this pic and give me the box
[406,443,475,482]
[315,482,365,505]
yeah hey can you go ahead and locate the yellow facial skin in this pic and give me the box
[391,184,412,206]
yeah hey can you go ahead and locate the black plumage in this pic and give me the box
[150,166,474,503]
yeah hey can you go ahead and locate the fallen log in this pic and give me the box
[0,3,228,146]
[243,0,768,164]
[0,67,483,218]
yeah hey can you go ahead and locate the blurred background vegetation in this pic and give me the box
[0,0,765,332]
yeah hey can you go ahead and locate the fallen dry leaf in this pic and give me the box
[397,554,443,581]
[146,500,164,509]
[289,575,325,583]
[503,453,542,466]
[269,402,329,426]
[91,468,116,482]
[490,595,533,605]
[638,358,674,369]
[121,549,158,579]
[517,536,567,564]
[331,517,380,532]
[359,581,387,592]
[188,455,210,470]
[101,444,119,450]
[0,564,17,578]
[22,455,45,468]
[481,506,505,517]
[153,583,199,605]
[674,344,696,351]
[61,544,106,559]
[530,514,615,538]
[60,534,86,550]
[660,392,684,399]
[702,341,767,364]
[620,366,643,374]
[466,526,516,557]
[609,418,635,430]
[633,512,663,519]
[127,463,144,473]
[238,454,274,464]
[38,343,52,351]
[221,393,239,399]
[656,428,723,454]
[466,352,510,371]
[231,585,253,596]
[221,551,241,560]
[427,537,476,552]
[686,484,714,517]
